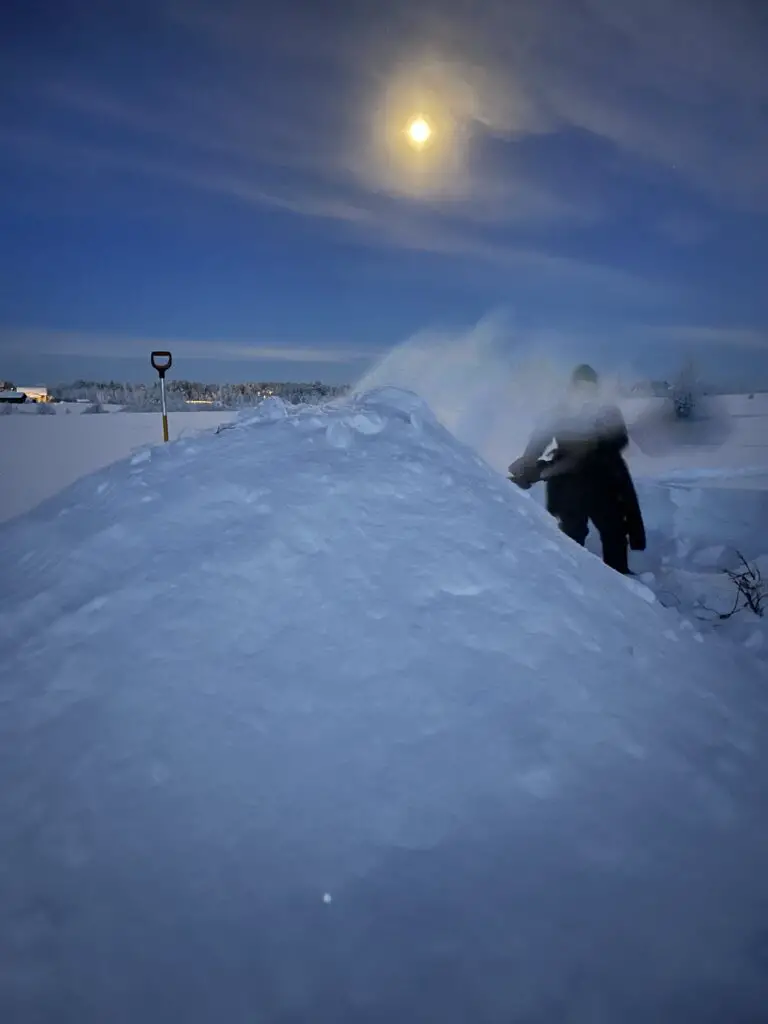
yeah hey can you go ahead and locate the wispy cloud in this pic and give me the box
[2,3,607,232]
[454,0,768,208]
[29,74,590,227]
[0,328,378,364]
[4,0,766,297]
[157,0,768,209]
[636,325,768,351]
[1,124,658,301]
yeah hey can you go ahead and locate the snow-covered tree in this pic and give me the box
[671,359,698,420]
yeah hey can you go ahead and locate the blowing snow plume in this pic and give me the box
[354,316,587,473]
[356,316,733,470]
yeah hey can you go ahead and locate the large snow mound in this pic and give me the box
[2,387,768,1023]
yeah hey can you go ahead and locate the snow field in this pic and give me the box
[1,388,768,1021]
[0,407,239,523]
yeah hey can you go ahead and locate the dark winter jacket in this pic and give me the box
[601,451,646,552]
[509,402,646,551]
[522,401,628,468]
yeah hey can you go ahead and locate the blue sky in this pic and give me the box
[1,0,767,386]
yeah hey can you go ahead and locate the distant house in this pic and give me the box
[0,390,26,404]
[17,387,52,403]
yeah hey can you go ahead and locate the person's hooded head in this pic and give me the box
[570,363,599,392]
[563,363,601,424]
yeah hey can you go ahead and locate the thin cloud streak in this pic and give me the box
[3,0,767,385]
[6,0,767,216]
[635,325,768,351]
[1,126,660,298]
[0,328,378,364]
[162,0,768,208]
[32,76,592,227]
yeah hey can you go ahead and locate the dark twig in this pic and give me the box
[720,551,765,619]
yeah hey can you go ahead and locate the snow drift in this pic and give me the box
[2,387,768,1023]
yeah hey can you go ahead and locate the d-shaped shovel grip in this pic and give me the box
[151,351,173,377]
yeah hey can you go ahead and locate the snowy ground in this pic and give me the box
[0,406,239,523]
[4,393,764,659]
[623,393,768,490]
[595,480,767,659]
[2,387,768,1021]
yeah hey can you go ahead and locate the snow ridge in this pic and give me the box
[1,387,768,1022]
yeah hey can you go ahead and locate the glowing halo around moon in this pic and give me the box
[367,61,473,196]
[405,115,433,148]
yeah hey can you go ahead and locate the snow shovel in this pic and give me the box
[151,351,173,442]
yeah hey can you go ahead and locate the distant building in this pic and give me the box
[17,387,52,402]
[0,390,27,404]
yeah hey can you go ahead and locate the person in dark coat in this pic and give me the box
[508,364,646,574]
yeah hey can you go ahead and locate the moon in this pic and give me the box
[406,115,432,147]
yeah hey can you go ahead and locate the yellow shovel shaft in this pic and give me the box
[160,377,169,442]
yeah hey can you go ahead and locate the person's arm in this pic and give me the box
[521,425,554,464]
[508,416,556,485]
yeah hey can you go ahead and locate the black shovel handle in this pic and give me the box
[151,351,173,377]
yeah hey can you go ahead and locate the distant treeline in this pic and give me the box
[47,380,351,409]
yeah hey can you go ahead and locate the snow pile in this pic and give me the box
[2,387,768,1023]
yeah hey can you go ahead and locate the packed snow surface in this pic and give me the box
[0,407,239,523]
[2,391,768,526]
[2,387,768,1023]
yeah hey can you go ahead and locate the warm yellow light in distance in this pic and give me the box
[406,115,432,147]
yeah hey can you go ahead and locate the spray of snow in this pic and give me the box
[355,313,733,471]
[354,315,586,471]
